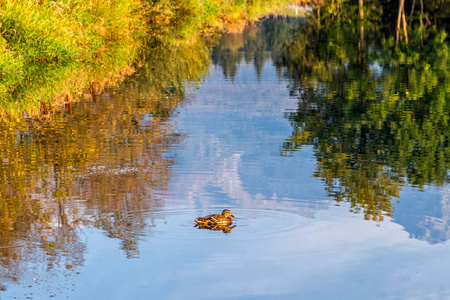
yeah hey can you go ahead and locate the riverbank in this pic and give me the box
[0,0,293,118]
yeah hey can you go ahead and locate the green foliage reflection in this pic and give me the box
[281,12,450,221]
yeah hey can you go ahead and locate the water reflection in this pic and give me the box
[179,13,450,244]
[0,33,215,294]
[2,10,450,300]
[276,14,450,223]
[212,16,303,81]
[195,223,237,233]
[0,50,186,282]
[395,186,450,244]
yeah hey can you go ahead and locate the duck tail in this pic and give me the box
[194,219,201,224]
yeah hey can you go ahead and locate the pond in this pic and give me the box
[1,13,450,300]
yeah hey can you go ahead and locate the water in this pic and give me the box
[1,16,450,300]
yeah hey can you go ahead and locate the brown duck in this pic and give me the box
[194,209,236,226]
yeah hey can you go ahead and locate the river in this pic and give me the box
[1,14,450,300]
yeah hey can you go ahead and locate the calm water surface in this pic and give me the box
[1,17,450,300]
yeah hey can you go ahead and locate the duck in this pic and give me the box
[194,209,236,226]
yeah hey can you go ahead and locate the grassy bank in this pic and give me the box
[0,0,292,117]
[0,0,145,117]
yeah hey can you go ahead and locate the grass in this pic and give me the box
[0,0,145,117]
[0,0,292,117]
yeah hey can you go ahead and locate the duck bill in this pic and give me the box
[230,214,236,218]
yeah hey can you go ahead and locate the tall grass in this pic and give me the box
[0,0,291,117]
[0,0,145,117]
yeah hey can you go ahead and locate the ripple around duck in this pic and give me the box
[147,208,306,240]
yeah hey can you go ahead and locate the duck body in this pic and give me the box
[194,209,236,226]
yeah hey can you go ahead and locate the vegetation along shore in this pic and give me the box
[0,0,293,118]
[1,0,449,118]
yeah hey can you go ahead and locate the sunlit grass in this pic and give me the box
[0,0,292,118]
[0,0,145,117]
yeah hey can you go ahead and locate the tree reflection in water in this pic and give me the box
[0,38,213,282]
[279,9,450,221]
[209,8,450,223]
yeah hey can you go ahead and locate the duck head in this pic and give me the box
[222,209,236,218]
